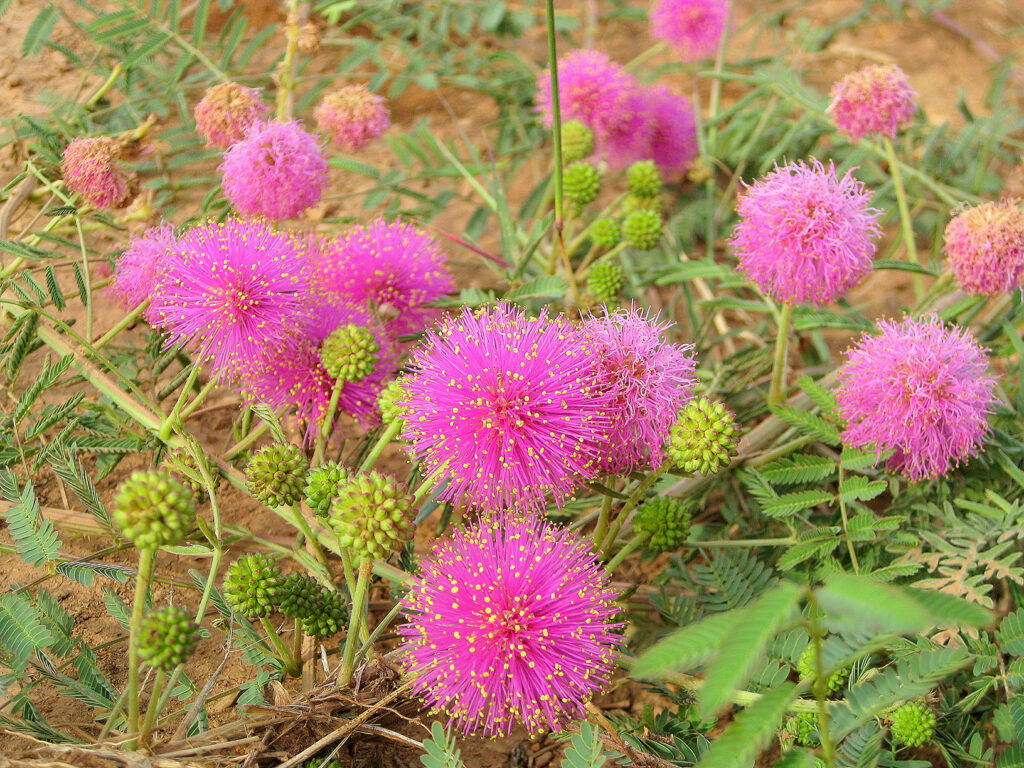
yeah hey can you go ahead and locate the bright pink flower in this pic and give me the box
[583,307,697,474]
[401,303,611,513]
[194,81,269,149]
[314,219,454,337]
[314,85,391,151]
[650,0,729,61]
[644,85,699,181]
[944,200,1024,297]
[836,316,996,481]
[243,301,397,444]
[62,137,131,210]
[399,515,621,737]
[828,64,917,142]
[156,219,312,377]
[220,120,328,220]
[109,222,176,320]
[731,159,881,306]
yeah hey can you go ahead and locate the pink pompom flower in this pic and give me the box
[156,218,313,377]
[243,301,396,444]
[944,200,1024,297]
[220,120,328,220]
[193,81,270,149]
[650,0,729,61]
[644,85,699,181]
[828,64,917,142]
[314,84,391,151]
[314,219,454,337]
[836,315,996,481]
[401,303,611,513]
[731,159,881,306]
[583,307,697,474]
[109,222,176,320]
[399,515,621,737]
[61,137,132,210]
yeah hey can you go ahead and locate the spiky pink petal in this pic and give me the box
[109,222,176,320]
[644,85,699,181]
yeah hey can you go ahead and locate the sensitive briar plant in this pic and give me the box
[649,0,729,60]
[109,221,176,318]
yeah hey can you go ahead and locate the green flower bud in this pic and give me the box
[667,397,740,475]
[300,589,348,639]
[277,573,321,619]
[378,377,411,426]
[627,160,662,198]
[320,323,379,383]
[561,120,594,163]
[112,470,196,550]
[587,261,625,303]
[329,470,415,563]
[245,443,309,507]
[889,702,936,748]
[621,209,663,251]
[161,449,220,502]
[564,161,601,206]
[224,553,283,619]
[796,643,848,695]
[634,497,693,553]
[589,218,622,249]
[138,605,201,672]
[304,460,350,519]
[788,713,820,747]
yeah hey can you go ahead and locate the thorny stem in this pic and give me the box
[289,502,331,575]
[882,136,923,299]
[127,548,156,749]
[224,420,270,460]
[178,378,218,423]
[768,302,793,407]
[339,558,373,686]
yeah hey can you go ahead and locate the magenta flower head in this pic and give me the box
[193,81,269,149]
[731,159,881,306]
[314,84,391,152]
[644,85,699,181]
[220,119,328,220]
[315,219,454,336]
[399,515,621,737]
[583,307,697,474]
[61,137,131,210]
[836,316,996,481]
[650,0,729,61]
[156,218,312,377]
[402,303,611,513]
[244,301,396,444]
[944,200,1024,297]
[109,222,176,319]
[828,64,917,142]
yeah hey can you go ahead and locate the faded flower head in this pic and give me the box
[643,85,699,181]
[220,119,328,219]
[62,137,131,210]
[836,315,996,481]
[314,84,391,152]
[157,218,312,377]
[582,307,697,474]
[399,516,622,737]
[402,303,611,513]
[828,64,917,142]
[193,81,269,149]
[650,0,729,61]
[732,159,881,306]
[314,219,454,337]
[943,199,1024,297]
[109,222,176,320]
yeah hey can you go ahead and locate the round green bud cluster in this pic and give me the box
[590,218,621,249]
[564,161,601,206]
[561,120,594,163]
[113,470,196,550]
[329,470,416,562]
[634,497,692,553]
[276,572,324,619]
[621,193,662,215]
[320,323,380,383]
[622,209,663,251]
[138,605,201,672]
[161,449,219,501]
[224,553,283,619]
[587,261,625,303]
[378,377,411,426]
[304,460,349,519]
[627,160,662,198]
[788,713,820,747]
[300,589,348,639]
[889,702,936,748]
[668,397,740,475]
[245,443,309,508]
[796,643,848,694]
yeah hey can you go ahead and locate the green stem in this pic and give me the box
[313,378,344,466]
[224,421,270,460]
[684,537,794,548]
[592,487,614,549]
[93,298,149,350]
[622,40,667,73]
[358,601,402,659]
[882,136,922,298]
[178,377,218,422]
[545,0,564,233]
[289,503,331,575]
[913,271,954,316]
[339,559,373,686]
[836,467,860,574]
[768,302,793,407]
[359,419,402,473]
[127,548,156,749]
[600,461,670,554]
[158,365,202,441]
[260,617,302,677]
[86,62,123,108]
[276,0,302,119]
[807,595,837,768]
[604,533,648,576]
[139,668,165,746]
[412,475,437,507]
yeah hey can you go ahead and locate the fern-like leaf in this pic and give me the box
[759,454,836,486]
[0,474,61,566]
[0,592,54,664]
[421,721,465,768]
[770,404,841,445]
[797,375,839,414]
[997,609,1024,656]
[632,609,741,679]
[760,489,834,518]
[562,722,606,768]
[695,682,797,768]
